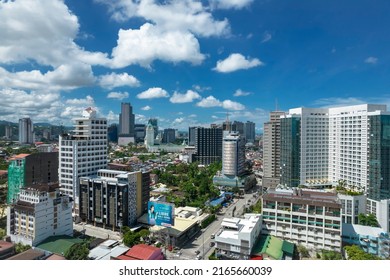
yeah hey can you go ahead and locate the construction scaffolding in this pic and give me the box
[7,158,25,204]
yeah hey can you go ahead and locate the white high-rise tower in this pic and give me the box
[58,107,107,214]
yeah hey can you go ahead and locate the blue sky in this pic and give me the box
[1,0,390,132]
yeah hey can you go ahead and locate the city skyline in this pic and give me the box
[1,0,390,132]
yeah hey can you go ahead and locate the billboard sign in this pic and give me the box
[147,201,175,227]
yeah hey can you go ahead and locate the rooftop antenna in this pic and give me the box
[275,98,279,111]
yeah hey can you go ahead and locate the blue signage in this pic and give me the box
[147,201,175,227]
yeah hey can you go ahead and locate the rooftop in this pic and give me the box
[252,235,294,260]
[116,244,162,260]
[0,241,14,252]
[342,223,385,237]
[9,153,30,161]
[7,248,45,260]
[36,235,84,256]
[263,188,341,208]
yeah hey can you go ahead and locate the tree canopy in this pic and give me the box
[344,245,382,260]
[64,242,90,260]
[358,213,380,227]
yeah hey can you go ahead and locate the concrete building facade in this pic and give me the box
[192,127,223,165]
[222,132,245,177]
[7,184,73,246]
[79,169,150,229]
[7,152,58,204]
[262,187,342,252]
[19,118,34,144]
[215,214,262,260]
[58,107,107,214]
[118,102,135,145]
[263,111,285,188]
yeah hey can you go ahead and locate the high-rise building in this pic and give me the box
[280,114,301,188]
[192,127,223,165]
[163,128,176,143]
[79,169,150,229]
[244,121,256,143]
[188,127,196,146]
[7,184,73,246]
[134,124,146,143]
[148,118,158,139]
[222,132,245,177]
[5,125,13,140]
[18,118,33,144]
[144,123,154,148]
[279,104,390,230]
[263,111,285,188]
[58,107,107,214]
[118,102,135,145]
[108,123,118,143]
[7,152,58,204]
[280,108,329,188]
[231,121,245,136]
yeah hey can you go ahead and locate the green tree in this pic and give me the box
[297,245,310,259]
[15,243,31,254]
[321,250,342,260]
[0,228,6,240]
[344,245,382,260]
[65,242,90,260]
[358,213,379,227]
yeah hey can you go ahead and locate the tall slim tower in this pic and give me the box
[118,102,135,145]
[58,107,107,214]
[18,118,33,144]
[263,111,285,188]
[244,121,256,143]
[222,132,245,177]
[144,123,155,148]
[192,127,223,165]
[148,118,158,139]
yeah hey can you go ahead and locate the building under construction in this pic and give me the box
[7,152,58,204]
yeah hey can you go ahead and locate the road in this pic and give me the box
[73,222,122,241]
[168,186,261,260]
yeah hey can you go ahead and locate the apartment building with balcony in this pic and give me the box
[261,187,342,252]
[7,184,73,246]
[58,107,107,215]
[79,169,150,230]
[342,223,390,259]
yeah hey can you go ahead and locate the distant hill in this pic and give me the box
[0,120,17,125]
[34,123,52,127]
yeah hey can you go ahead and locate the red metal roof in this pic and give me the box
[121,244,162,260]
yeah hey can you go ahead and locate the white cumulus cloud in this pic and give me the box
[66,95,95,105]
[196,95,222,108]
[0,63,95,91]
[141,105,152,111]
[197,95,245,110]
[107,91,129,100]
[364,56,378,64]
[209,0,254,9]
[213,53,263,73]
[170,90,201,103]
[99,72,140,89]
[137,87,169,99]
[233,89,252,97]
[110,23,205,68]
[222,99,245,110]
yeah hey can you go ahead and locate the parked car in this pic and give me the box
[195,250,200,255]
[210,234,215,239]
[210,242,215,247]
